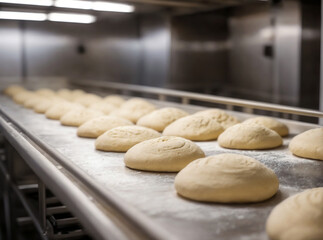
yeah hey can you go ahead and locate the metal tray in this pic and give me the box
[1,95,322,240]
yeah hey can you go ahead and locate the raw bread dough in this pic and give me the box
[23,95,46,109]
[103,95,125,107]
[4,85,25,97]
[243,116,289,137]
[266,187,323,240]
[163,114,224,141]
[289,128,323,161]
[137,107,189,132]
[57,89,73,100]
[175,153,279,203]
[60,108,104,127]
[111,98,156,123]
[194,109,239,129]
[34,98,66,114]
[45,102,84,120]
[77,116,133,138]
[89,101,117,115]
[95,126,161,152]
[218,123,282,150]
[124,136,205,172]
[74,93,102,107]
[13,91,36,104]
[35,88,56,97]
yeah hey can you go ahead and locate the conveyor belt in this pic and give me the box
[0,95,322,240]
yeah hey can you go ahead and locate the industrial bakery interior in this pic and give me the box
[0,0,322,239]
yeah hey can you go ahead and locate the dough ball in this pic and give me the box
[34,98,66,114]
[289,128,323,161]
[77,116,133,138]
[111,98,156,123]
[175,153,279,203]
[124,136,205,172]
[57,88,73,100]
[45,102,84,120]
[70,89,86,100]
[243,116,289,137]
[218,123,282,150]
[163,114,224,141]
[4,85,25,97]
[266,187,323,240]
[103,95,125,107]
[74,93,102,107]
[35,88,56,97]
[194,109,239,129]
[89,101,117,115]
[60,109,104,127]
[95,126,161,152]
[13,91,36,104]
[23,95,46,109]
[137,107,189,132]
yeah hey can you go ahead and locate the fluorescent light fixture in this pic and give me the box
[0,11,47,21]
[48,12,96,24]
[0,0,53,6]
[92,1,134,12]
[54,0,92,10]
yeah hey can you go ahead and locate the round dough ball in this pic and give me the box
[289,128,323,161]
[137,107,189,132]
[89,101,117,115]
[57,88,73,100]
[45,102,84,120]
[34,98,66,114]
[124,136,205,172]
[70,89,86,100]
[77,116,133,138]
[218,123,282,150]
[23,95,46,109]
[111,98,156,123]
[243,116,289,137]
[175,153,279,203]
[74,93,102,107]
[60,109,104,127]
[95,126,161,152]
[13,91,36,104]
[103,95,125,107]
[194,109,239,129]
[3,85,25,97]
[266,188,323,240]
[35,88,56,97]
[163,114,224,141]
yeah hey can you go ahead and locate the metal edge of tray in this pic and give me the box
[0,108,176,240]
[70,80,323,119]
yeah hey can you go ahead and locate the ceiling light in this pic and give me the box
[0,11,47,21]
[48,12,96,24]
[0,0,53,6]
[54,0,92,10]
[92,1,134,12]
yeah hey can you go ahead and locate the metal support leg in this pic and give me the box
[38,181,47,237]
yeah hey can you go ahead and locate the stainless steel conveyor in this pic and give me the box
[0,83,322,240]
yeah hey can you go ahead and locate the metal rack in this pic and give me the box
[0,83,322,240]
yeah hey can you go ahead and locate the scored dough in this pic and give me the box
[74,93,102,107]
[103,95,125,107]
[289,128,323,161]
[89,101,117,115]
[124,136,205,172]
[194,109,239,129]
[77,116,133,138]
[163,114,224,141]
[45,102,84,120]
[137,107,189,132]
[266,187,323,240]
[60,108,104,127]
[95,126,161,152]
[111,98,156,123]
[243,116,289,137]
[218,123,282,150]
[175,153,279,203]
